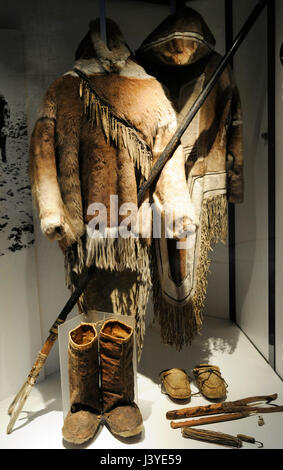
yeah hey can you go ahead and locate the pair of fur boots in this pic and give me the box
[62,319,142,445]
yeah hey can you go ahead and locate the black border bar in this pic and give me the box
[225,0,237,325]
[267,0,276,369]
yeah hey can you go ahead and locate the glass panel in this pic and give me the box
[234,0,269,359]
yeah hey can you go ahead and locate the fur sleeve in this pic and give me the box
[227,84,244,204]
[153,144,197,239]
[152,99,197,239]
[29,84,73,241]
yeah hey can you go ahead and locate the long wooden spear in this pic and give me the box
[6,0,267,434]
[6,265,96,434]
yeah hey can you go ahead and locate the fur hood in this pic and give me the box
[66,18,155,81]
[136,7,215,67]
[75,18,131,72]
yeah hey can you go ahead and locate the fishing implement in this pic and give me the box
[169,393,283,429]
[237,434,263,448]
[182,427,243,448]
[181,427,263,448]
[6,265,96,434]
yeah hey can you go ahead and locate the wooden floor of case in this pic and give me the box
[1,316,283,449]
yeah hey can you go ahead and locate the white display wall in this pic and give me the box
[0,29,42,401]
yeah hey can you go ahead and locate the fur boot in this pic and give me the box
[62,322,101,444]
[99,319,143,438]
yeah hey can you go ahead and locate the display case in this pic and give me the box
[0,0,282,451]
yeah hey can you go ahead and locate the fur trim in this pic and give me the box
[139,31,215,55]
[136,7,216,67]
[65,229,151,284]
[85,231,151,284]
[65,58,153,80]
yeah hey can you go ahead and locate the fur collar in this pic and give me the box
[65,18,154,79]
[65,57,154,80]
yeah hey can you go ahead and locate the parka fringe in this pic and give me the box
[110,276,150,361]
[152,194,228,350]
[64,230,152,360]
[77,70,152,180]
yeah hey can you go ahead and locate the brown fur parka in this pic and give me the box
[29,19,193,358]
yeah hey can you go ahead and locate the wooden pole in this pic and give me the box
[171,412,249,428]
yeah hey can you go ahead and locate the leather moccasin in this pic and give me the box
[193,364,227,400]
[160,368,191,400]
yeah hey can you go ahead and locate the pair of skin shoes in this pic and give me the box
[160,364,228,402]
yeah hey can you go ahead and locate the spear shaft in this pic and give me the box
[6,265,96,434]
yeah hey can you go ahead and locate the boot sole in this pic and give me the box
[63,435,94,445]
[111,423,144,438]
